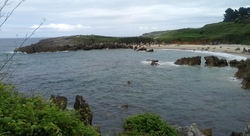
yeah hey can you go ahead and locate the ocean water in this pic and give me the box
[1,38,250,135]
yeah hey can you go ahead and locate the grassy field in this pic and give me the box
[143,17,250,45]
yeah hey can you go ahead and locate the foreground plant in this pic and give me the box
[0,83,100,136]
[122,113,177,136]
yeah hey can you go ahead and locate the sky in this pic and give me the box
[1,0,250,38]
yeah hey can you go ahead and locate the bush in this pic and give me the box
[0,83,100,136]
[122,113,177,136]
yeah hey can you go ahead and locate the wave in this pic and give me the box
[191,50,247,60]
[141,60,178,67]
[161,49,247,61]
[228,77,242,82]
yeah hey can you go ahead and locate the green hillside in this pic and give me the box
[142,17,250,45]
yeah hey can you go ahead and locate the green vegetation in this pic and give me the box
[145,16,250,45]
[0,83,100,136]
[0,83,178,136]
[122,113,177,136]
[72,35,154,45]
[142,7,250,45]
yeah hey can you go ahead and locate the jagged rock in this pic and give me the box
[201,129,212,136]
[175,123,210,136]
[244,125,250,135]
[120,104,129,109]
[74,95,93,125]
[174,56,201,66]
[146,48,154,52]
[50,95,67,110]
[235,59,250,89]
[230,124,250,136]
[204,56,228,67]
[229,59,241,67]
[151,60,159,66]
[136,46,147,51]
[230,132,243,136]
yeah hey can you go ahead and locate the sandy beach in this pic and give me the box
[149,44,250,59]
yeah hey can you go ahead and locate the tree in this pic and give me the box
[238,7,248,17]
[0,0,44,81]
[223,8,237,22]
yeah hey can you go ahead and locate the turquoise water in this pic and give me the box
[1,38,250,135]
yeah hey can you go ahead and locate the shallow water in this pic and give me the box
[1,38,250,135]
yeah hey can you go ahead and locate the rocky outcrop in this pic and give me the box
[174,56,201,66]
[74,95,93,125]
[14,36,133,54]
[175,123,212,136]
[146,48,154,52]
[230,124,250,136]
[146,59,159,66]
[234,59,250,89]
[229,59,241,67]
[204,56,228,67]
[151,60,159,66]
[50,95,67,110]
[134,46,154,52]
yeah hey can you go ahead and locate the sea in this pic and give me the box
[1,38,250,135]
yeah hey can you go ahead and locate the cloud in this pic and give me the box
[31,23,92,31]
[3,0,250,38]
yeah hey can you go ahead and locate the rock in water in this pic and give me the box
[74,95,93,125]
[235,59,250,89]
[174,56,201,66]
[175,123,210,136]
[229,59,241,67]
[204,56,228,67]
[50,95,67,110]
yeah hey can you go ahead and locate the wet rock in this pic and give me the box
[175,123,210,136]
[234,59,250,89]
[230,124,250,136]
[146,48,154,52]
[50,95,67,110]
[120,104,129,109]
[204,56,228,67]
[174,56,201,66]
[229,59,241,67]
[201,129,212,136]
[74,95,93,125]
[244,124,250,135]
[136,46,147,51]
[230,132,243,136]
[151,60,159,66]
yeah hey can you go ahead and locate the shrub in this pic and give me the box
[122,113,177,136]
[0,83,100,136]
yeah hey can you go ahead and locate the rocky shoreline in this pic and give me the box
[173,56,250,90]
[14,36,134,54]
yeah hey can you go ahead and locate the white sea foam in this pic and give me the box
[159,61,178,66]
[4,51,25,54]
[228,77,242,82]
[190,50,247,60]
[161,49,247,60]
[141,60,178,67]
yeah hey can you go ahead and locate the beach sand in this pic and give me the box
[148,44,250,59]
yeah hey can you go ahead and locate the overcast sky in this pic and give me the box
[1,0,250,38]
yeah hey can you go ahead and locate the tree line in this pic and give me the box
[223,7,250,22]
